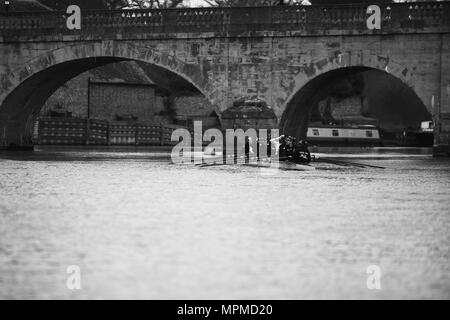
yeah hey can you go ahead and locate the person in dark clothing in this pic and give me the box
[265,133,272,158]
[244,137,250,161]
[278,135,297,161]
[244,136,255,161]
[271,134,310,163]
[292,140,311,164]
[278,135,290,159]
[271,134,312,164]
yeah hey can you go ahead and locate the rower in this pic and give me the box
[271,135,299,161]
[282,136,297,161]
[244,136,255,161]
[292,140,311,164]
[269,134,285,157]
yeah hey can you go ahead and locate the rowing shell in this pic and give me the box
[243,161,316,171]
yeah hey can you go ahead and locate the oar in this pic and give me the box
[314,157,385,169]
[198,156,264,168]
[196,153,242,167]
[198,156,289,168]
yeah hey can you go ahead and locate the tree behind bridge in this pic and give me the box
[34,0,443,10]
[38,0,184,10]
[203,0,432,6]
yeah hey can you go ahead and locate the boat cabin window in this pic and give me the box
[332,129,339,137]
[366,130,373,138]
[313,129,320,136]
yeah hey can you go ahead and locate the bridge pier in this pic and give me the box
[434,114,450,157]
[433,145,450,157]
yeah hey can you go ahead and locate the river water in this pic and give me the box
[0,147,449,300]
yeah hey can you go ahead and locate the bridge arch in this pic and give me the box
[280,52,429,140]
[0,41,214,146]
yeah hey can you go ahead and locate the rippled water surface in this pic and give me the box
[0,147,449,299]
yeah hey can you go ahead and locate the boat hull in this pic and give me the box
[244,162,316,171]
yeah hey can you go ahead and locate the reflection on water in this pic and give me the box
[0,147,449,299]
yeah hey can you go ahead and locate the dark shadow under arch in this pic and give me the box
[280,66,430,140]
[0,57,211,146]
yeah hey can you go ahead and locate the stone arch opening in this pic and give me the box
[0,54,214,147]
[280,66,431,145]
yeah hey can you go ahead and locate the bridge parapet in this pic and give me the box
[0,2,449,40]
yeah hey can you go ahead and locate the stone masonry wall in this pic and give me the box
[89,83,157,122]
[1,28,449,148]
[174,95,215,117]
[41,72,89,118]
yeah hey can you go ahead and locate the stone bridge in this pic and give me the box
[0,2,449,154]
